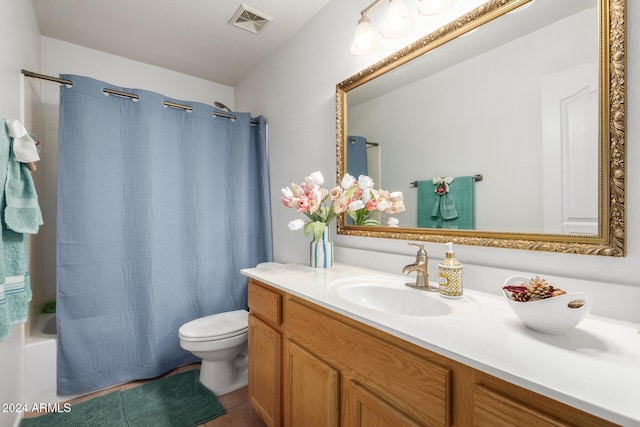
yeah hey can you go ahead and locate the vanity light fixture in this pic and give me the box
[350,0,457,55]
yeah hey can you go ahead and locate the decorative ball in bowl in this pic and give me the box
[502,275,593,335]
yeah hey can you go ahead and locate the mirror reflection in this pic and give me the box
[337,0,626,256]
[346,0,598,234]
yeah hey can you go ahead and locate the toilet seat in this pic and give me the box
[179,309,248,342]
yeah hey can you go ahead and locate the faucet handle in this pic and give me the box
[407,242,427,256]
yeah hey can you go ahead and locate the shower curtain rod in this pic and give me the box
[21,69,258,125]
[347,137,379,147]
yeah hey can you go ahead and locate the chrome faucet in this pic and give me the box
[403,243,435,291]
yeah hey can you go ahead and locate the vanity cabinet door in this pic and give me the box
[248,314,282,427]
[284,340,340,427]
[348,380,422,427]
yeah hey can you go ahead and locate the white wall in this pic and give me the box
[0,2,41,425]
[40,38,235,108]
[236,1,640,324]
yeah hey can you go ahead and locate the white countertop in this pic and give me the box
[241,262,640,426]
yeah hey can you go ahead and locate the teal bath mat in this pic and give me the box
[20,369,226,427]
[20,392,124,427]
[121,369,226,426]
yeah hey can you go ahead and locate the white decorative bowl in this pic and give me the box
[502,275,593,335]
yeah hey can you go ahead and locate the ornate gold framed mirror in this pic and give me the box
[336,0,625,256]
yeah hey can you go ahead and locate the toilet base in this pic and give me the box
[199,356,248,396]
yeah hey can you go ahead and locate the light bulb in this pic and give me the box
[387,15,405,33]
[380,0,414,39]
[350,15,380,55]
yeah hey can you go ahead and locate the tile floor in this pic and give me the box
[23,363,266,426]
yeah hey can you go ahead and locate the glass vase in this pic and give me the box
[309,226,334,268]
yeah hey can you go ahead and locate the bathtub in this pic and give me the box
[24,314,80,406]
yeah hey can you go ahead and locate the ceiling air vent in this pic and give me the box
[229,4,273,35]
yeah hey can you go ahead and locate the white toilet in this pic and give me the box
[178,309,249,395]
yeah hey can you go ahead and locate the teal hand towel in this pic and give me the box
[4,147,43,234]
[418,176,475,229]
[0,119,32,341]
[431,192,458,220]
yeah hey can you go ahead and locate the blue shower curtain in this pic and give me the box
[56,75,272,395]
[346,135,368,179]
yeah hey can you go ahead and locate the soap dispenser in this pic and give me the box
[438,242,463,298]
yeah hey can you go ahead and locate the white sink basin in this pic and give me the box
[330,277,479,317]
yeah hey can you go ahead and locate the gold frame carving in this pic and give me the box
[336,0,625,256]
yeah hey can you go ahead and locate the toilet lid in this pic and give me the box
[179,309,248,341]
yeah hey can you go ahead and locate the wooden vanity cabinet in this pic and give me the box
[285,295,457,427]
[247,279,617,427]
